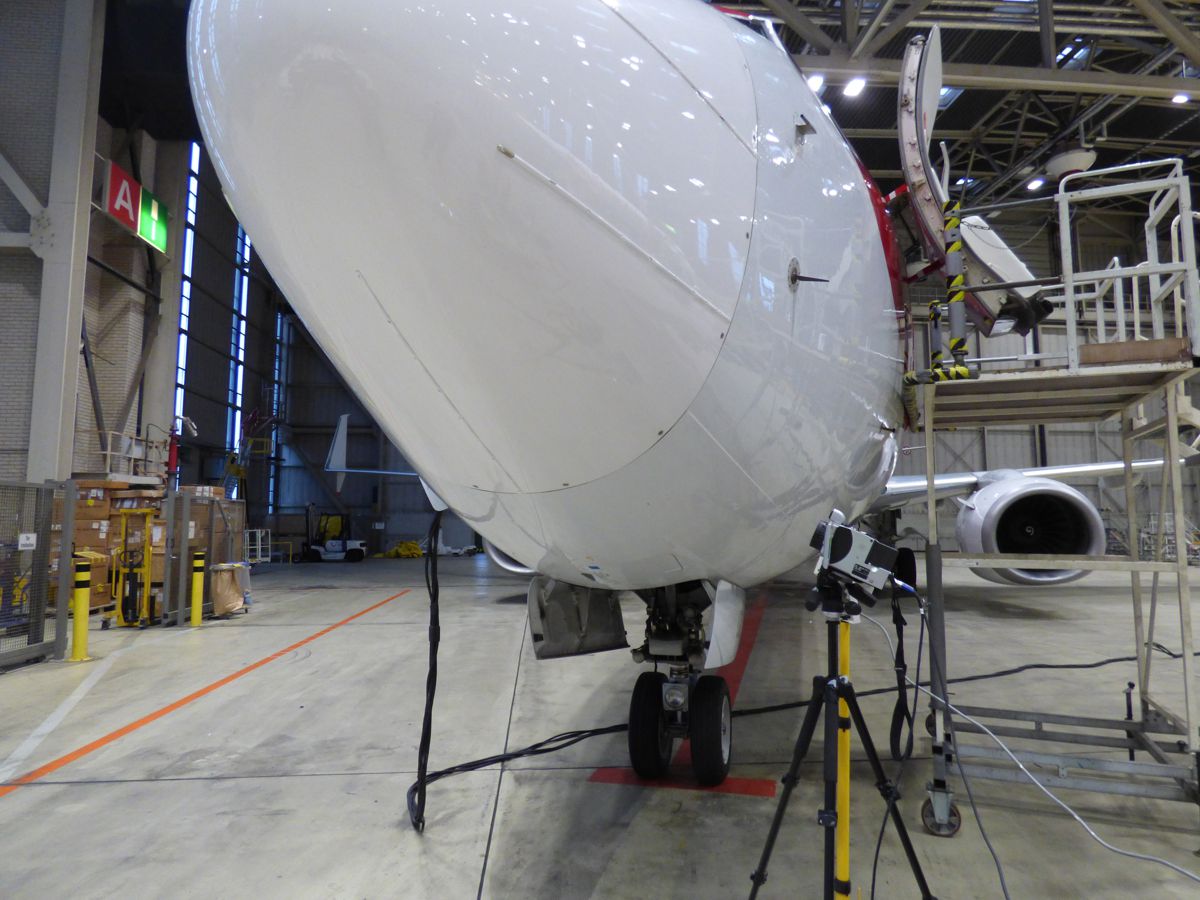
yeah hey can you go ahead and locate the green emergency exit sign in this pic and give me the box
[138,187,168,253]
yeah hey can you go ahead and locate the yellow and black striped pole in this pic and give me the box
[943,198,969,368]
[927,297,944,371]
[190,550,206,627]
[69,556,92,662]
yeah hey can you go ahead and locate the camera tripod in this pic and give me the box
[748,575,937,900]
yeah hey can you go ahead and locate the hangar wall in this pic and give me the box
[0,0,72,480]
[73,124,188,476]
[172,145,474,552]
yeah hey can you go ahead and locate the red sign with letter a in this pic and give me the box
[104,160,141,232]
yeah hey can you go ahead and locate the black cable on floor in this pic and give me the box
[407,510,443,832]
[871,598,926,900]
[928,634,1013,900]
[404,608,1195,816]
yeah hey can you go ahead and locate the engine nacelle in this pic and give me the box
[955,473,1106,585]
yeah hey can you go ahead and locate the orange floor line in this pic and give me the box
[0,588,410,799]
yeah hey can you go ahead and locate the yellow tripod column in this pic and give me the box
[835,619,851,899]
[190,550,206,627]
[69,557,92,662]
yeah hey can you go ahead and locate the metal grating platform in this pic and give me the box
[927,362,1194,428]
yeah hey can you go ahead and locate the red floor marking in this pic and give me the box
[589,591,777,798]
[0,589,410,799]
[587,767,777,798]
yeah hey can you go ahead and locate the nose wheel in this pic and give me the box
[628,671,673,778]
[690,675,732,785]
[626,672,732,786]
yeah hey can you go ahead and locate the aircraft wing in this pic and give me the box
[874,458,1166,512]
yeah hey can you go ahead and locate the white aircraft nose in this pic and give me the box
[189,0,757,494]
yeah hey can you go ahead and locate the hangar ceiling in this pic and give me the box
[721,1,1200,198]
[100,1,1200,201]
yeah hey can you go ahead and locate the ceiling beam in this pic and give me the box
[759,0,836,52]
[1038,0,1056,69]
[857,0,933,59]
[1127,0,1200,72]
[841,127,1194,153]
[801,54,1200,99]
[850,0,898,59]
[842,0,859,46]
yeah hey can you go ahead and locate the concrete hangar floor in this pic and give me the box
[1,558,1197,898]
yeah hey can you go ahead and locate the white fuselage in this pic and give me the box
[189,0,905,590]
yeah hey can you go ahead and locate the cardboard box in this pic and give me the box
[111,498,163,511]
[150,549,165,584]
[181,485,225,499]
[75,492,111,521]
[111,489,165,500]
[107,510,155,550]
[92,571,111,609]
[73,550,111,610]
[74,519,111,551]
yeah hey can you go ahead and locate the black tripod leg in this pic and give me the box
[842,685,938,900]
[748,676,826,899]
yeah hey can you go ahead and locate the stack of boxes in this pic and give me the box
[55,480,163,610]
[53,481,244,615]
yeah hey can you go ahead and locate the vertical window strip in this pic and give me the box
[174,142,201,436]
[227,228,253,497]
[267,309,285,514]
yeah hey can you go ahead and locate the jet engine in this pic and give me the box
[955,474,1106,585]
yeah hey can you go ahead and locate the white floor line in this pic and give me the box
[0,629,183,783]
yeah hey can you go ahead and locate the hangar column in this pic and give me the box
[25,0,106,481]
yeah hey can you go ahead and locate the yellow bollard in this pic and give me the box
[69,557,92,662]
[835,620,851,899]
[190,550,206,626]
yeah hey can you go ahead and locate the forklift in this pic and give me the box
[303,504,367,562]
[103,509,156,629]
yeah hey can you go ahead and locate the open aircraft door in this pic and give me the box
[898,27,1052,337]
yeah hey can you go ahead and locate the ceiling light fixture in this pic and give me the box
[807,74,824,92]
[843,77,866,98]
[1026,177,1045,191]
[1173,93,1189,104]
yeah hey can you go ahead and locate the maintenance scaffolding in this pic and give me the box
[918,159,1200,831]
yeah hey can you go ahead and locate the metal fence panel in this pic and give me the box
[0,481,62,667]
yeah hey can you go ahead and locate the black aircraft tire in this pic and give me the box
[628,671,671,779]
[690,675,732,786]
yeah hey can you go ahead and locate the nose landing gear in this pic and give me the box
[627,669,732,786]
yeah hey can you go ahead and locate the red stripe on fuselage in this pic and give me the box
[854,157,905,315]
